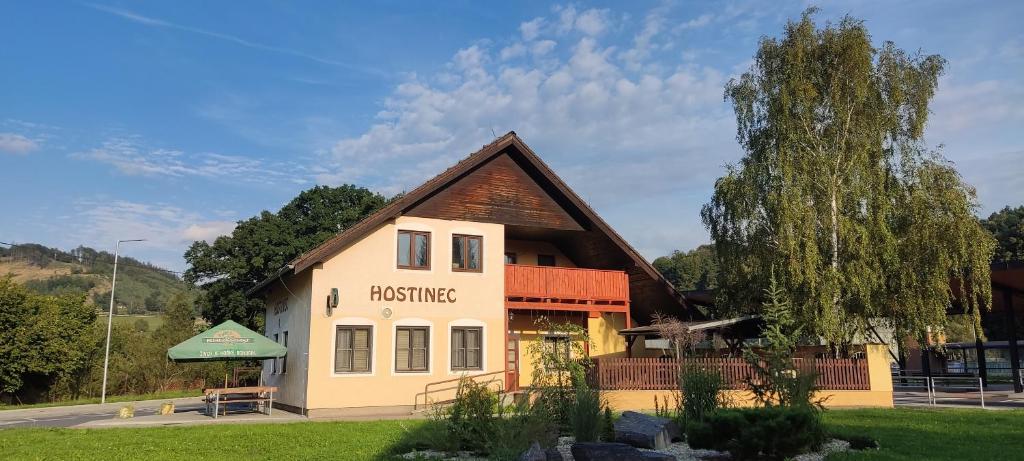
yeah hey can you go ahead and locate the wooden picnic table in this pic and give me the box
[203,386,278,418]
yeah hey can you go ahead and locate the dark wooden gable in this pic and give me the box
[404,151,585,231]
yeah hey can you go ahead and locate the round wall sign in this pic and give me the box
[381,307,393,319]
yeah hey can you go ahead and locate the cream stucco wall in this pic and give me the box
[300,216,507,410]
[263,269,313,409]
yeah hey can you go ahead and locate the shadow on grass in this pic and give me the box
[376,418,449,460]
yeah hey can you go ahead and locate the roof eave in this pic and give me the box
[246,263,295,297]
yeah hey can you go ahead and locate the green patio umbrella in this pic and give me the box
[167,320,286,362]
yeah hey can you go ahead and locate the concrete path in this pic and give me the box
[0,397,304,429]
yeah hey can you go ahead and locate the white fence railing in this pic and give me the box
[929,376,985,409]
[891,373,986,408]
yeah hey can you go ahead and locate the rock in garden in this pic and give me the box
[520,441,545,461]
[571,442,649,461]
[613,411,681,450]
[638,451,675,461]
[543,447,564,461]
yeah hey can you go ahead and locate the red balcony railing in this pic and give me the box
[504,264,629,306]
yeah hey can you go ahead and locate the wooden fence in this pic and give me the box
[590,357,870,391]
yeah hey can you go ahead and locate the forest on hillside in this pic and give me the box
[0,243,186,313]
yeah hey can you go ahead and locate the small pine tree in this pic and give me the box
[601,406,615,442]
[744,271,820,408]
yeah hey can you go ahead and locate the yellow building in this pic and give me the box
[249,132,692,417]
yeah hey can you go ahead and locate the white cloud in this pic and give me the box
[554,5,578,34]
[574,8,610,36]
[182,221,237,243]
[64,199,239,271]
[500,43,527,60]
[532,40,557,56]
[318,4,739,256]
[520,17,545,41]
[677,13,714,30]
[73,136,309,185]
[0,133,39,154]
[621,4,670,71]
[930,78,1024,133]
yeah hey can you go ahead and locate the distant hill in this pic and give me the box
[0,243,187,314]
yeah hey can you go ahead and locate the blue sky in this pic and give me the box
[1,1,1022,271]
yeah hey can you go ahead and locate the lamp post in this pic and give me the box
[100,239,145,404]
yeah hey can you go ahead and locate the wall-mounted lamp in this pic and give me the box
[327,288,339,316]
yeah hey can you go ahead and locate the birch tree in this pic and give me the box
[701,9,995,350]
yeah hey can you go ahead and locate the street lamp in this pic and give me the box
[100,239,146,404]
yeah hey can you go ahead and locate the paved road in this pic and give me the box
[0,398,206,429]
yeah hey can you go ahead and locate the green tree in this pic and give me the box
[184,185,387,329]
[653,244,718,291]
[743,274,819,408]
[0,277,95,401]
[701,9,994,349]
[981,205,1024,263]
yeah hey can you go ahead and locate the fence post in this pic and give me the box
[978,377,985,409]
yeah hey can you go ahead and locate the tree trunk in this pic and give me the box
[830,183,842,358]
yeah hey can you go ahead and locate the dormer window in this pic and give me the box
[397,230,430,270]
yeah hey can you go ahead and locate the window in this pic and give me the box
[281,331,288,374]
[451,327,483,371]
[537,254,556,266]
[505,252,517,264]
[335,326,372,373]
[543,336,571,363]
[272,333,279,374]
[452,234,483,272]
[396,326,430,372]
[397,230,430,269]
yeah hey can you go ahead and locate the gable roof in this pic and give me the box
[250,132,692,319]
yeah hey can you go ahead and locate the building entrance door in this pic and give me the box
[506,336,519,392]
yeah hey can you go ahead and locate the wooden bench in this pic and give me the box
[203,386,278,418]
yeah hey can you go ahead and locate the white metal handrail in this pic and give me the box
[928,376,985,409]
[891,375,933,405]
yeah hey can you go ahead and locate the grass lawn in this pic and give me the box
[109,314,165,331]
[0,407,1020,460]
[0,419,426,461]
[824,407,1024,460]
[0,389,201,411]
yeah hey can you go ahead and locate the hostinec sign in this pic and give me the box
[370,285,456,304]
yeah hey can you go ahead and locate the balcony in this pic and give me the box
[504,264,629,312]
